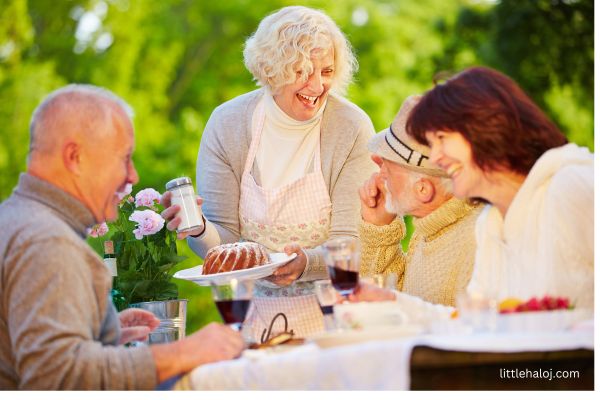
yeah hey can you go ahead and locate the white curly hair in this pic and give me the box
[243,6,358,96]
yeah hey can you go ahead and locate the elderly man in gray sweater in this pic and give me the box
[0,85,243,389]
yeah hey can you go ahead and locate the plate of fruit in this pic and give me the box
[496,296,591,333]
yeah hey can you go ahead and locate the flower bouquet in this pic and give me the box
[88,185,186,310]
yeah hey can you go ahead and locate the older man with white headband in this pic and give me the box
[356,95,482,307]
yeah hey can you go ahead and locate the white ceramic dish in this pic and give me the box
[307,325,423,349]
[495,309,592,333]
[334,301,408,330]
[173,252,297,286]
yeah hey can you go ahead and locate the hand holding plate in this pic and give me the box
[264,244,307,286]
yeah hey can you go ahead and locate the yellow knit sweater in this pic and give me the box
[359,197,482,307]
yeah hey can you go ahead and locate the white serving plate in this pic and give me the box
[173,252,296,286]
[495,309,592,333]
[307,324,424,349]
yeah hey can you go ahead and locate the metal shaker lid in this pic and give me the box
[165,176,192,190]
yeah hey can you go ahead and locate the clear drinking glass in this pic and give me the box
[314,280,338,331]
[323,237,361,300]
[456,291,497,333]
[211,279,254,331]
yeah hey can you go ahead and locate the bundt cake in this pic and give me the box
[203,242,270,275]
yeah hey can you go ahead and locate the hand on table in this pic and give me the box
[343,282,397,303]
[185,322,245,364]
[265,244,307,286]
[118,308,161,345]
[151,322,244,383]
[358,156,397,226]
[161,191,205,240]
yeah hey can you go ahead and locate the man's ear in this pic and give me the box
[63,141,82,175]
[414,178,435,203]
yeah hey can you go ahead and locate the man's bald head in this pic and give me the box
[28,84,133,164]
[26,84,139,223]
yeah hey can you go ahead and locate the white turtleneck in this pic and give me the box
[255,93,326,189]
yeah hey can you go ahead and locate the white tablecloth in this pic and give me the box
[174,327,594,390]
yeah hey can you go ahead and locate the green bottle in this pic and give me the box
[103,240,127,311]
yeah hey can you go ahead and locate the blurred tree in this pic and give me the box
[437,0,594,149]
[0,0,67,199]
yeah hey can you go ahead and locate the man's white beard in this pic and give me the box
[384,182,400,214]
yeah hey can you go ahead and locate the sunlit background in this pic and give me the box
[0,0,593,332]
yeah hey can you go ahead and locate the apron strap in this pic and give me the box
[312,127,322,174]
[243,96,267,175]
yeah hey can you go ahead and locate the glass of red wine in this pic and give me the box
[211,278,254,331]
[314,280,338,331]
[323,237,360,300]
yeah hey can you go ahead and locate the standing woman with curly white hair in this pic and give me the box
[162,6,376,340]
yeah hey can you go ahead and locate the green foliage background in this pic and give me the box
[0,0,593,333]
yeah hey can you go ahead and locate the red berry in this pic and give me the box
[524,297,541,312]
[541,295,558,310]
[556,297,570,309]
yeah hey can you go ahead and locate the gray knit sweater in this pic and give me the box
[0,174,156,389]
[188,89,377,281]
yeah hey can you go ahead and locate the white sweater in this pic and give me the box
[467,143,594,308]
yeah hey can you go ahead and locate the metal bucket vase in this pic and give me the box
[130,299,188,344]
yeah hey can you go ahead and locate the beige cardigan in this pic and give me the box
[359,198,481,306]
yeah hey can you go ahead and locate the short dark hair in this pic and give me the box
[406,66,567,175]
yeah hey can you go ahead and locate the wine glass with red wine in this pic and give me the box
[323,237,360,300]
[314,280,338,331]
[211,279,254,331]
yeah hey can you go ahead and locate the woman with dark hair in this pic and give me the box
[406,66,593,309]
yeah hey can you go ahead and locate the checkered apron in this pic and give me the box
[239,96,331,341]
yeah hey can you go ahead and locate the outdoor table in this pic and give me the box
[173,328,593,390]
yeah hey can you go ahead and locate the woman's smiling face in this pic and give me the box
[425,130,485,199]
[273,47,334,121]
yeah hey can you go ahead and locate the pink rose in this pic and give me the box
[116,183,133,201]
[129,210,165,239]
[134,188,161,208]
[88,222,109,238]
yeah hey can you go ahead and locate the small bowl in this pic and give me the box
[334,301,407,330]
[495,309,592,333]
